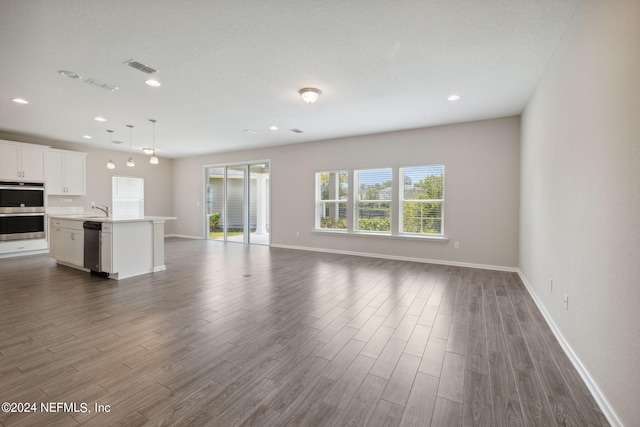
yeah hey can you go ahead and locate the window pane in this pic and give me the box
[112,176,144,218]
[317,171,348,230]
[355,168,392,232]
[400,165,444,235]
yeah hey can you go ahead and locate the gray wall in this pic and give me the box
[172,116,521,268]
[520,1,640,425]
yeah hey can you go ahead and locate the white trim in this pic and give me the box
[312,229,449,242]
[270,243,517,272]
[165,234,203,240]
[0,249,49,259]
[517,270,622,427]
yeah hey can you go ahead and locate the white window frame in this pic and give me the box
[398,164,445,236]
[315,170,348,231]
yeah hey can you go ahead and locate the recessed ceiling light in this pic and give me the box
[58,70,81,79]
[447,94,461,101]
[94,116,107,122]
[145,79,162,87]
[269,126,278,131]
[11,98,29,104]
[82,135,92,139]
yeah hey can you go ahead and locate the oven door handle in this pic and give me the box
[0,213,46,217]
[0,186,45,191]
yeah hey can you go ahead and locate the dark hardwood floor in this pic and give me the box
[0,238,608,426]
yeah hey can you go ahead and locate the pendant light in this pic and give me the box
[126,124,135,167]
[106,130,116,170]
[149,119,159,165]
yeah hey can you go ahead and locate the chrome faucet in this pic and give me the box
[94,205,110,217]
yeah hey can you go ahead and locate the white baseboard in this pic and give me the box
[269,243,518,272]
[517,270,622,427]
[165,234,203,240]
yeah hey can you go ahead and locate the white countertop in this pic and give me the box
[49,214,176,223]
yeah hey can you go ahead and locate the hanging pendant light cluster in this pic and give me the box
[104,121,161,169]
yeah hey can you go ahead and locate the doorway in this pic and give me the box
[205,162,270,245]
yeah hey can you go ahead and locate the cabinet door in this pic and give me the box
[101,232,112,273]
[20,146,45,181]
[64,153,86,195]
[68,229,84,267]
[0,143,20,180]
[46,151,65,194]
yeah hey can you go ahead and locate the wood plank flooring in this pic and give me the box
[0,239,609,426]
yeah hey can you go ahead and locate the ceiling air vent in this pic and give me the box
[126,60,158,75]
[289,128,304,134]
[84,79,119,92]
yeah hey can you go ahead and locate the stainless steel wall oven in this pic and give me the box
[0,181,46,241]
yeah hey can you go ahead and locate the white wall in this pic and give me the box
[520,1,640,425]
[173,116,520,268]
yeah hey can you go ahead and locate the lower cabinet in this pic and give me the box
[50,220,84,267]
[101,223,113,273]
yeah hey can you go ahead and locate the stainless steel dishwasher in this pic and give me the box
[83,221,102,273]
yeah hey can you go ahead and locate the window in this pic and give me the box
[112,176,144,218]
[399,165,444,235]
[316,171,348,230]
[354,168,392,233]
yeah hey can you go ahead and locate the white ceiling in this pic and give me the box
[0,0,580,158]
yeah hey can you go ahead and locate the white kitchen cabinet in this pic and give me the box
[101,223,113,273]
[46,149,87,195]
[0,140,46,181]
[50,219,84,267]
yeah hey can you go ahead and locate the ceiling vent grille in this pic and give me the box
[289,128,304,134]
[126,60,158,74]
[84,79,119,92]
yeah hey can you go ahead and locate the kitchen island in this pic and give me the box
[49,215,176,280]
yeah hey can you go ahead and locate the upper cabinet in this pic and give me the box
[0,140,46,181]
[46,149,87,195]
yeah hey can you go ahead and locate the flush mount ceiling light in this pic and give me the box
[94,116,107,122]
[447,94,461,101]
[145,79,162,87]
[11,98,29,104]
[126,124,135,167]
[149,119,159,165]
[142,147,154,155]
[106,130,116,170]
[82,135,92,139]
[299,87,321,104]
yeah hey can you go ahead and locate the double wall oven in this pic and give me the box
[0,181,46,241]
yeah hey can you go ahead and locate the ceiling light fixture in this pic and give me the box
[269,125,278,131]
[11,98,29,104]
[106,130,116,170]
[447,94,461,101]
[149,119,159,165]
[142,147,154,155]
[94,116,107,122]
[299,87,321,104]
[126,124,135,167]
[83,135,92,139]
[145,79,162,87]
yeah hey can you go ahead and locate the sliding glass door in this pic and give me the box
[205,162,269,245]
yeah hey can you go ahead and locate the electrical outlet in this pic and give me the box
[91,201,96,208]
[550,279,553,293]
[454,241,460,249]
[563,294,569,310]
